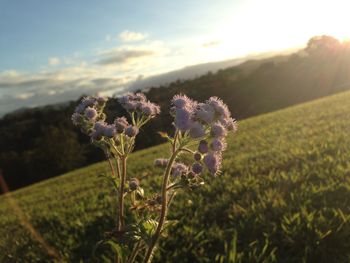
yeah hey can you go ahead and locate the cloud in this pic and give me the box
[119,30,148,42]
[0,67,132,116]
[202,40,221,48]
[96,49,155,66]
[48,57,61,66]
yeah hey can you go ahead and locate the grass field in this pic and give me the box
[1,91,350,262]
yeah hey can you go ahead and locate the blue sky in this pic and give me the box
[0,0,349,116]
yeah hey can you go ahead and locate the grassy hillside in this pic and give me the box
[1,91,350,262]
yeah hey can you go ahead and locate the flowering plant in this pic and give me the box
[72,92,236,262]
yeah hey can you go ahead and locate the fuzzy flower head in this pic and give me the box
[174,108,192,131]
[211,122,227,138]
[125,125,139,137]
[208,97,231,119]
[140,101,161,117]
[195,103,215,124]
[203,152,222,176]
[118,92,160,118]
[189,121,206,138]
[154,158,169,168]
[211,138,227,152]
[171,163,188,177]
[171,94,195,109]
[114,117,129,133]
[84,107,98,120]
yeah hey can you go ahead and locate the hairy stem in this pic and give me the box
[142,148,181,263]
[118,156,127,230]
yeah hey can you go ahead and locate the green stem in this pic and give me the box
[118,156,127,230]
[142,148,181,263]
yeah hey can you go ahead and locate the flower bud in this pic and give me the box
[192,162,203,174]
[198,140,209,154]
[129,178,139,191]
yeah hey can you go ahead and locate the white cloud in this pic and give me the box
[48,57,61,66]
[119,30,148,42]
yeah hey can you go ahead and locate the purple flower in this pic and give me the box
[103,125,116,138]
[75,104,86,114]
[125,125,139,137]
[174,108,192,131]
[195,103,215,123]
[189,121,206,138]
[219,117,237,131]
[171,163,188,177]
[172,94,192,109]
[198,140,209,154]
[114,117,129,133]
[192,162,203,174]
[208,97,231,118]
[129,178,139,191]
[193,152,202,161]
[211,138,227,152]
[140,101,161,117]
[203,152,222,176]
[154,158,169,167]
[211,122,227,138]
[71,113,83,125]
[94,121,108,133]
[84,107,98,120]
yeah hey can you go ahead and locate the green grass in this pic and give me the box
[1,91,350,262]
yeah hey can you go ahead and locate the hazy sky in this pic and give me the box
[0,0,349,115]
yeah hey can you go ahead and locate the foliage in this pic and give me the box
[1,91,350,262]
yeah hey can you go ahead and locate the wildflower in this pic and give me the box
[118,92,160,118]
[171,163,188,177]
[174,108,192,131]
[203,152,222,176]
[171,94,193,109]
[125,125,139,137]
[211,138,227,152]
[154,158,169,168]
[198,140,209,154]
[192,162,203,174]
[94,121,108,133]
[211,122,227,138]
[114,117,129,133]
[71,113,83,125]
[84,107,98,120]
[189,121,206,138]
[208,96,230,118]
[195,103,215,123]
[129,178,139,191]
[103,125,116,138]
[140,101,161,117]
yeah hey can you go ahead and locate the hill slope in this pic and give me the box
[1,91,350,262]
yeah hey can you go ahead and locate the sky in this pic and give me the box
[0,0,349,116]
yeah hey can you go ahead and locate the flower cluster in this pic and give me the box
[170,95,237,176]
[72,93,160,156]
[118,92,160,117]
